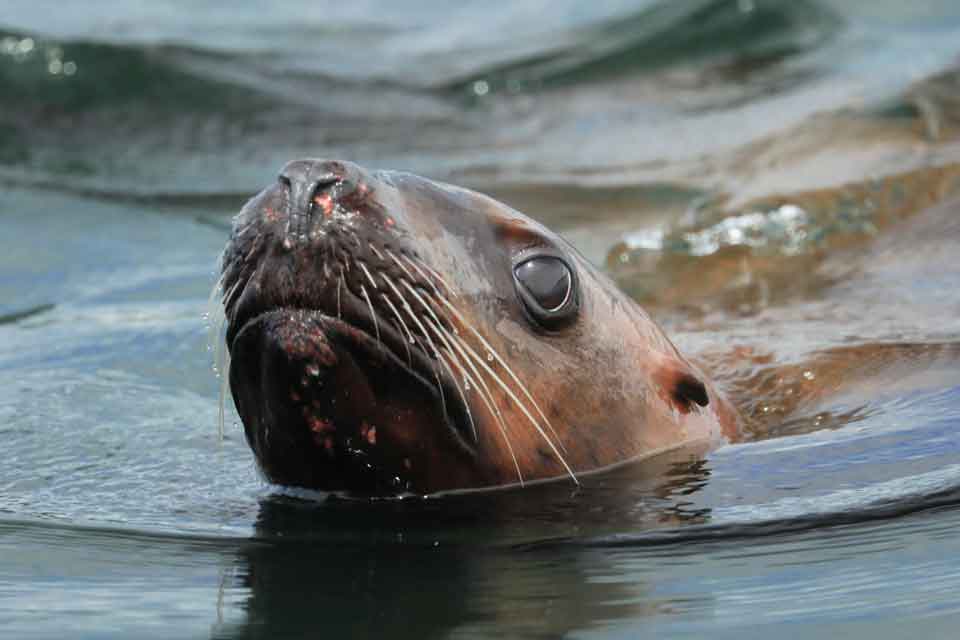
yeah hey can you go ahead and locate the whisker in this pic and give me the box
[399,279,445,326]
[242,237,262,264]
[408,255,459,299]
[346,230,363,250]
[368,243,384,261]
[207,273,227,358]
[435,295,567,452]
[439,321,506,427]
[383,248,419,285]
[217,348,231,442]
[417,309,481,438]
[381,273,426,331]
[359,284,381,349]
[207,272,232,443]
[450,329,578,485]
[219,273,244,307]
[437,350,477,442]
[380,293,414,367]
[394,286,441,360]
[220,277,244,310]
[382,274,451,421]
[357,261,379,290]
[208,271,226,309]
[399,253,445,298]
[398,280,525,469]
[336,268,344,320]
[398,280,570,479]
[441,344,522,485]
[415,307,487,447]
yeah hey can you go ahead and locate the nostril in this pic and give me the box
[276,160,352,218]
[307,177,340,219]
[309,177,340,199]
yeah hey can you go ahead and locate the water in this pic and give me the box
[3,1,960,637]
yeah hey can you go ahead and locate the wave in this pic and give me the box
[522,465,960,550]
[0,30,280,115]
[0,27,457,192]
[438,0,843,96]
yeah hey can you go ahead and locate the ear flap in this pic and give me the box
[652,353,710,414]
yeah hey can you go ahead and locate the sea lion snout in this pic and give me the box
[274,158,377,245]
[277,158,342,216]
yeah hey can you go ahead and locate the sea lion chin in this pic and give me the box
[218,158,741,496]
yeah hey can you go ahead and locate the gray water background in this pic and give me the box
[3,1,960,637]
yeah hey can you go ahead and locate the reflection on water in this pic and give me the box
[3,0,960,637]
[6,470,960,639]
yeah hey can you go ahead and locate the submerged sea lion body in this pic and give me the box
[219,159,740,495]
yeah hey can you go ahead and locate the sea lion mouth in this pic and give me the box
[234,305,478,447]
[228,303,478,493]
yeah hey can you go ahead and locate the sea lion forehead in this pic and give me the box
[381,171,546,240]
[434,180,549,244]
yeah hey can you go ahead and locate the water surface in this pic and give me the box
[3,1,960,637]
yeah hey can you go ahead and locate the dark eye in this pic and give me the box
[513,255,578,329]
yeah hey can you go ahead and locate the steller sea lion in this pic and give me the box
[218,159,740,495]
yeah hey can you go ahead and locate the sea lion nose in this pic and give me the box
[277,159,344,215]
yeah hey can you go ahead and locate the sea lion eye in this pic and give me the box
[513,255,578,329]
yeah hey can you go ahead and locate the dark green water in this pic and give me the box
[3,1,960,637]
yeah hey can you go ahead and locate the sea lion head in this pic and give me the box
[219,159,737,495]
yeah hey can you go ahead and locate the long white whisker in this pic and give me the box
[436,350,477,442]
[220,277,244,310]
[415,309,483,446]
[417,312,482,445]
[435,294,567,452]
[441,344,522,484]
[399,253,446,298]
[399,279,445,326]
[358,261,379,290]
[208,272,236,443]
[392,284,441,360]
[368,243,384,261]
[336,269,343,320]
[346,230,362,250]
[359,284,381,349]
[398,280,528,482]
[382,274,450,421]
[407,254,459,299]
[450,329,578,485]
[383,248,419,285]
[440,320,506,425]
[207,274,228,366]
[242,237,261,264]
[401,278,563,453]
[380,293,413,367]
[208,271,226,310]
[217,348,231,442]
